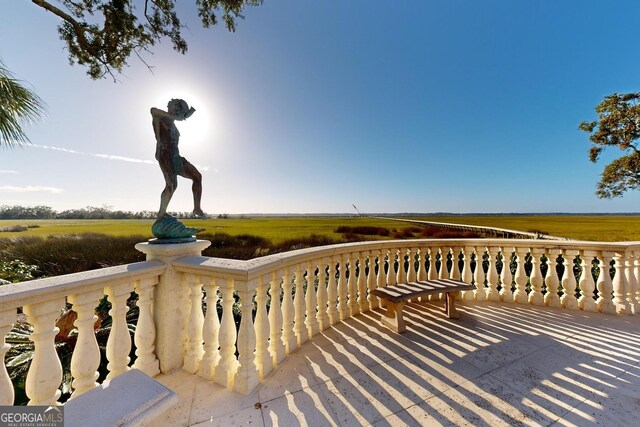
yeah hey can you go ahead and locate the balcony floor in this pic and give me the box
[155,301,640,426]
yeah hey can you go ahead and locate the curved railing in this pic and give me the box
[1,238,639,404]
[170,238,640,394]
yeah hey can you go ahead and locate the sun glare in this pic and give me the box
[154,89,213,148]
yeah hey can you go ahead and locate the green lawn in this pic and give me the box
[1,215,639,242]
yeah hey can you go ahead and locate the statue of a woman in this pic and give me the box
[151,99,204,218]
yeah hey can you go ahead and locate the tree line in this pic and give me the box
[0,205,182,220]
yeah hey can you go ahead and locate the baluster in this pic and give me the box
[408,248,418,282]
[24,298,65,406]
[234,280,259,394]
[105,283,132,379]
[625,254,639,314]
[561,250,579,310]
[387,250,398,286]
[327,258,339,325]
[281,268,297,353]
[513,247,528,304]
[461,247,475,301]
[544,252,561,308]
[184,275,204,374]
[486,247,500,301]
[199,276,221,380]
[338,255,349,320]
[417,248,427,282]
[305,261,320,337]
[255,276,271,379]
[450,247,461,280]
[357,252,368,313]
[215,279,238,387]
[578,251,598,312]
[268,270,286,365]
[427,248,438,281]
[528,249,544,306]
[596,252,616,314]
[1,310,15,405]
[293,264,307,345]
[397,249,408,284]
[474,248,486,301]
[68,289,103,399]
[348,255,359,316]
[133,277,160,377]
[316,261,330,329]
[500,248,514,302]
[612,253,630,314]
[439,248,449,280]
[634,251,640,310]
[367,252,379,310]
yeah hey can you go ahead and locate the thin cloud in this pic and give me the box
[28,144,209,171]
[0,170,18,174]
[0,185,63,194]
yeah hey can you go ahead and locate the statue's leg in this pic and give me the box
[181,159,203,216]
[159,174,177,217]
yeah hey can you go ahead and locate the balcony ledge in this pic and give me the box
[154,300,640,426]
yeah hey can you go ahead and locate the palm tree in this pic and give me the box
[0,60,45,147]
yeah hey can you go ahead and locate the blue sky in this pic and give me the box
[1,0,640,214]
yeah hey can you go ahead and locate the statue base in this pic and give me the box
[148,236,197,244]
[151,214,205,242]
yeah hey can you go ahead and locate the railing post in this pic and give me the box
[427,248,438,281]
[561,250,579,310]
[199,276,220,380]
[281,268,297,352]
[596,252,616,314]
[474,247,486,301]
[338,255,349,320]
[0,310,15,405]
[625,253,639,314]
[24,298,65,406]
[513,247,528,304]
[133,277,160,377]
[357,252,369,313]
[486,247,500,301]
[234,279,259,395]
[293,264,307,345]
[417,248,427,282]
[634,251,640,311]
[578,251,598,312]
[254,275,271,380]
[367,252,379,310]
[67,289,103,399]
[348,255,360,316]
[135,240,211,373]
[305,262,320,337]
[408,248,418,282]
[544,251,561,308]
[327,259,339,325]
[612,252,630,314]
[315,262,330,329]
[461,246,474,301]
[499,248,514,302]
[215,279,238,387]
[528,249,544,306]
[268,270,286,365]
[105,282,132,379]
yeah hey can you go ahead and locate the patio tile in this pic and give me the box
[191,405,263,426]
[257,351,319,403]
[261,384,341,427]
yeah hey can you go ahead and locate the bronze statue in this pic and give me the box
[151,99,204,218]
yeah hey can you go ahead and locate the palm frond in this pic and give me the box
[0,60,46,147]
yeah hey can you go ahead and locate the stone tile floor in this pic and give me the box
[155,301,640,426]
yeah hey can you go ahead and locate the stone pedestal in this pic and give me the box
[135,240,211,373]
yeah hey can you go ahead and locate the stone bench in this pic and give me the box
[371,279,475,333]
[64,369,177,427]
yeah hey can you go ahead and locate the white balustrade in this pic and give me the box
[316,262,330,330]
[499,248,514,302]
[347,256,359,316]
[215,279,238,387]
[427,248,438,281]
[561,250,579,310]
[625,254,639,314]
[305,262,320,337]
[408,248,418,282]
[578,252,598,312]
[474,248,486,301]
[357,252,368,313]
[24,298,66,406]
[486,247,500,301]
[596,252,616,314]
[544,252,561,308]
[528,249,544,306]
[133,278,160,377]
[293,265,307,345]
[366,253,379,310]
[199,276,220,380]
[234,280,259,394]
[281,268,296,353]
[105,283,132,379]
[68,289,103,398]
[268,271,286,366]
[417,249,427,282]
[513,248,528,304]
[327,258,339,325]
[461,247,475,301]
[338,255,349,320]
[255,276,271,380]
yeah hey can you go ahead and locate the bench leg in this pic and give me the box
[380,300,407,333]
[445,291,460,319]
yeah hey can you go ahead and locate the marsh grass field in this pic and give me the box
[1,214,639,242]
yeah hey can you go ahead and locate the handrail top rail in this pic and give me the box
[172,238,640,282]
[0,260,166,312]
